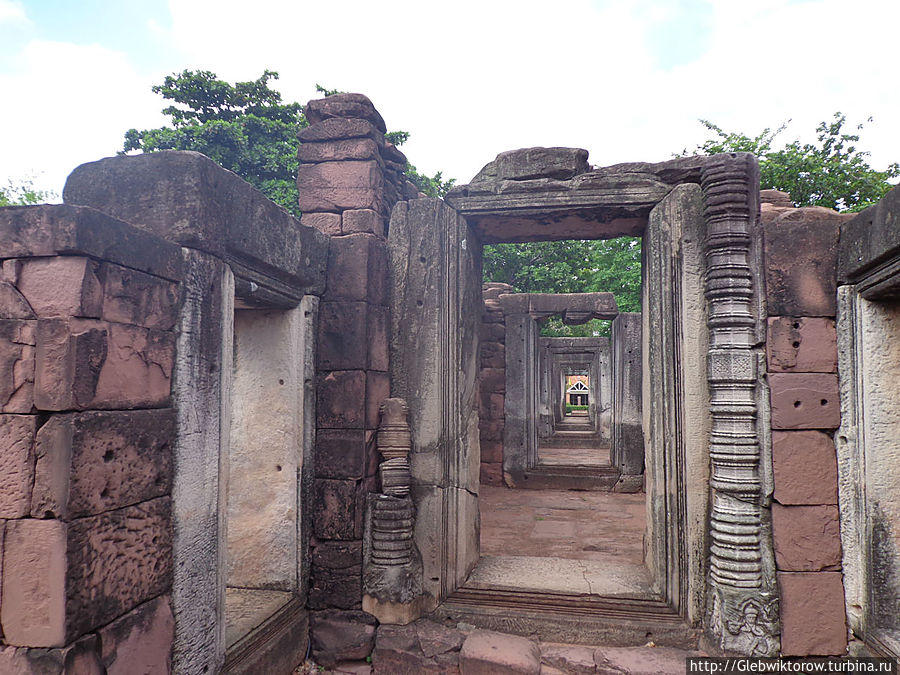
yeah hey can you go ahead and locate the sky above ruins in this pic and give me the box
[2,0,899,199]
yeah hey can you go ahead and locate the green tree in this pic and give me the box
[124,70,453,217]
[0,176,55,206]
[687,113,899,211]
[482,237,641,337]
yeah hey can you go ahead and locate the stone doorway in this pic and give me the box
[389,148,773,652]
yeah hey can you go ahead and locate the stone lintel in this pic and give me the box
[839,183,900,296]
[0,204,183,282]
[63,151,329,300]
[498,292,618,322]
[446,160,678,243]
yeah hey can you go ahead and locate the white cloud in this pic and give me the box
[0,40,166,197]
[0,0,29,27]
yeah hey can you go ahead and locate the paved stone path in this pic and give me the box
[480,485,645,564]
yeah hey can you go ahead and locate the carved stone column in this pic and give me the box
[701,154,779,655]
[362,398,424,623]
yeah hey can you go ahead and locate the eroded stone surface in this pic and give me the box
[306,93,387,133]
[32,409,174,519]
[767,317,837,372]
[0,414,35,517]
[763,206,844,316]
[459,630,541,675]
[769,373,840,429]
[298,161,384,214]
[778,572,847,656]
[0,320,35,412]
[1,518,67,647]
[299,138,382,164]
[16,257,102,319]
[66,497,173,640]
[772,431,838,505]
[98,263,179,330]
[310,609,377,668]
[772,504,842,571]
[98,595,174,675]
[471,147,590,183]
[0,281,34,319]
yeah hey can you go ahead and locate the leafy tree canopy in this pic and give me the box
[124,70,453,217]
[685,112,899,212]
[483,237,641,337]
[0,176,56,207]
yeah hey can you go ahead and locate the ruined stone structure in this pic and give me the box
[0,92,898,671]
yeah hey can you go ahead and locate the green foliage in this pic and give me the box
[0,176,56,207]
[686,113,899,212]
[125,69,456,212]
[482,237,641,336]
[124,69,305,216]
[565,404,589,414]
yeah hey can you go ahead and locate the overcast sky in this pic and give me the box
[2,0,898,199]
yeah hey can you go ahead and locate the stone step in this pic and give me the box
[521,466,619,491]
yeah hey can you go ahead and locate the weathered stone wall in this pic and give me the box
[479,282,511,486]
[761,192,851,656]
[296,94,420,616]
[0,204,182,672]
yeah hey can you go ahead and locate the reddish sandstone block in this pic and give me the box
[0,635,103,673]
[298,138,381,163]
[16,256,102,319]
[31,410,174,520]
[98,263,178,330]
[98,595,174,675]
[342,209,384,236]
[0,415,36,518]
[481,322,505,342]
[481,342,505,369]
[316,429,368,480]
[772,504,842,571]
[91,323,173,409]
[778,572,847,655]
[34,319,106,411]
[317,370,367,429]
[1,518,68,647]
[318,302,369,371]
[325,233,388,305]
[297,161,384,213]
[366,372,391,430]
[301,211,342,236]
[480,392,505,421]
[66,497,172,640]
[767,317,837,373]
[480,420,504,443]
[764,207,843,316]
[769,373,840,429]
[313,479,362,540]
[0,280,35,319]
[772,431,838,505]
[480,440,503,463]
[481,367,506,394]
[0,320,35,413]
[297,118,384,144]
[368,305,389,373]
[305,93,387,133]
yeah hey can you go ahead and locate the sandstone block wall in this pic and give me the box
[478,282,511,486]
[297,94,421,612]
[761,195,851,656]
[0,205,181,673]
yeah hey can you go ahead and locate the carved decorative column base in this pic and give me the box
[362,399,425,624]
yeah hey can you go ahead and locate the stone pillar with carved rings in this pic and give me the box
[362,398,424,623]
[701,153,780,656]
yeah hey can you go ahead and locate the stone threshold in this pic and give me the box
[223,594,308,675]
[521,463,620,490]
